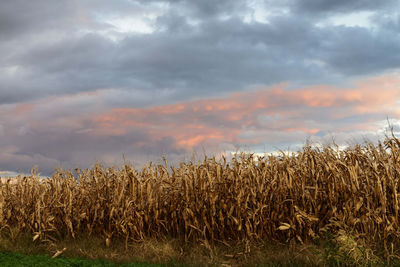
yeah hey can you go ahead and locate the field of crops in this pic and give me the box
[1,135,400,263]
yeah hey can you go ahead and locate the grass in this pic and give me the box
[0,231,186,266]
[1,229,398,266]
[0,251,164,267]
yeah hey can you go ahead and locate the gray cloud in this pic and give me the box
[291,0,398,14]
[318,26,400,75]
[1,0,400,175]
[0,1,74,39]
[1,0,399,105]
[372,12,400,32]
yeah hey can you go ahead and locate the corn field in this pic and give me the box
[1,135,400,251]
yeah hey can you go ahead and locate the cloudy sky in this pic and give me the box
[1,0,400,176]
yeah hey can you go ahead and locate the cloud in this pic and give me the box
[90,73,400,154]
[318,26,400,75]
[291,0,399,14]
[0,74,399,175]
[1,1,400,175]
[1,0,399,107]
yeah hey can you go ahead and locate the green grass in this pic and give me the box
[2,229,400,266]
[0,252,169,267]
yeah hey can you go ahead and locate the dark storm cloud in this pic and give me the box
[138,0,249,19]
[318,26,400,75]
[1,0,400,105]
[291,0,398,14]
[0,1,74,39]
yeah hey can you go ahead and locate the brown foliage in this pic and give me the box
[1,135,400,253]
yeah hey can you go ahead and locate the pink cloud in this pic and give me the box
[0,74,399,175]
[92,74,400,150]
[9,103,35,116]
[285,127,320,135]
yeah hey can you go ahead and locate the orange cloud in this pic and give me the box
[299,75,400,112]
[13,103,34,116]
[91,74,400,150]
[285,128,320,135]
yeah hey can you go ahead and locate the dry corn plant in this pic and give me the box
[1,134,400,258]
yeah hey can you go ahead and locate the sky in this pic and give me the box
[1,0,400,176]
